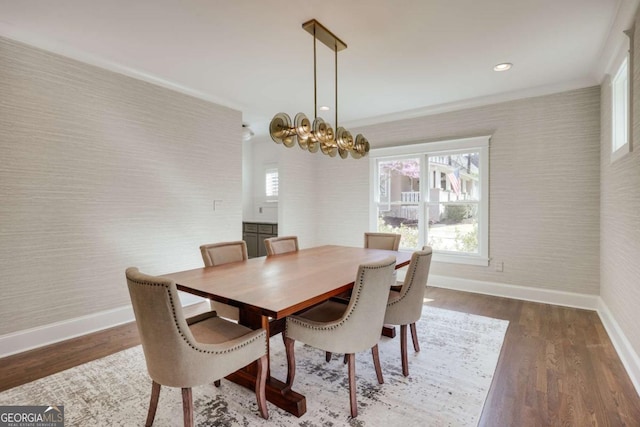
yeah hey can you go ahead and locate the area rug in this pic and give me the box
[0,306,508,426]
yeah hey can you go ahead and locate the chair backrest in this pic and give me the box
[364,232,401,251]
[125,267,201,386]
[200,241,248,267]
[265,236,298,256]
[331,257,396,353]
[385,247,433,325]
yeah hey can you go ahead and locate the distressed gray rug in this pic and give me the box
[0,306,508,426]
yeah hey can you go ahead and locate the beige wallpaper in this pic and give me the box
[313,153,371,248]
[0,37,243,335]
[308,87,602,295]
[278,146,318,248]
[600,12,640,358]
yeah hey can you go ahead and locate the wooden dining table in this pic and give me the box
[161,244,412,417]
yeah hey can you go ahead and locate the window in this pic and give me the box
[611,50,630,162]
[370,136,489,266]
[265,168,279,201]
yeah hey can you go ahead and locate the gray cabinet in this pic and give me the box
[243,222,277,258]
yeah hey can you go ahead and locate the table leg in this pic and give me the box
[226,310,307,417]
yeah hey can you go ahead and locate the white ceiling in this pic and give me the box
[0,0,636,137]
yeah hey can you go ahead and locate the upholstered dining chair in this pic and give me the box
[264,236,298,256]
[200,240,248,266]
[283,257,396,418]
[125,267,269,426]
[384,247,432,376]
[199,241,248,320]
[365,232,402,289]
[332,232,402,307]
[364,232,401,251]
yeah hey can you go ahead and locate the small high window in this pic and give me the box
[265,168,279,200]
[611,52,630,162]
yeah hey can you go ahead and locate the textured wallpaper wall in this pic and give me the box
[600,12,640,358]
[322,87,602,295]
[278,146,318,248]
[313,153,372,249]
[0,37,243,335]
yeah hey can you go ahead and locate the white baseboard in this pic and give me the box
[596,299,640,398]
[428,274,640,398]
[428,274,600,310]
[0,292,206,358]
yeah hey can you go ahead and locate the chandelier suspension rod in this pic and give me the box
[335,40,338,128]
[313,25,317,119]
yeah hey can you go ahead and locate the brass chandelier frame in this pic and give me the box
[269,19,369,159]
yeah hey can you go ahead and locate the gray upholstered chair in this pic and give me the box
[364,232,401,251]
[384,247,432,376]
[199,241,248,320]
[125,267,269,426]
[264,236,298,256]
[332,232,402,307]
[200,240,248,266]
[365,232,402,289]
[283,257,396,418]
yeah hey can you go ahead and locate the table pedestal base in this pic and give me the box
[226,370,306,417]
[382,324,396,338]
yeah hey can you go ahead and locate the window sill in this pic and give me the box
[397,249,489,266]
[611,142,631,164]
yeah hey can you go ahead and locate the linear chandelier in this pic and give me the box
[269,19,369,159]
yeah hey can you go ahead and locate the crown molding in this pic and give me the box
[345,77,598,129]
[0,22,244,113]
[593,0,640,81]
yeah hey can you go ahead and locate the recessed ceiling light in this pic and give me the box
[493,63,513,72]
[319,106,330,111]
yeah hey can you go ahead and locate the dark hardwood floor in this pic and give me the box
[423,288,640,426]
[1,289,639,425]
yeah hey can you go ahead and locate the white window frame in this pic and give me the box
[611,43,631,163]
[370,136,490,266]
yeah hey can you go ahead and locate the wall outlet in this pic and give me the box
[259,207,263,214]
[495,261,504,272]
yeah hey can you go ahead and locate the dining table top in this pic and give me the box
[162,244,412,320]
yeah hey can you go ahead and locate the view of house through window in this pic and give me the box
[376,158,421,248]
[372,137,488,265]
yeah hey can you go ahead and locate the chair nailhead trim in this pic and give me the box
[387,253,427,307]
[288,259,396,331]
[129,277,267,354]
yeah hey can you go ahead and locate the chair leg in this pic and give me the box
[347,353,358,418]
[181,388,193,427]
[371,344,384,384]
[400,324,409,377]
[410,322,420,352]
[284,337,296,390]
[255,354,269,419]
[326,351,332,362]
[145,381,161,427]
[214,380,221,388]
